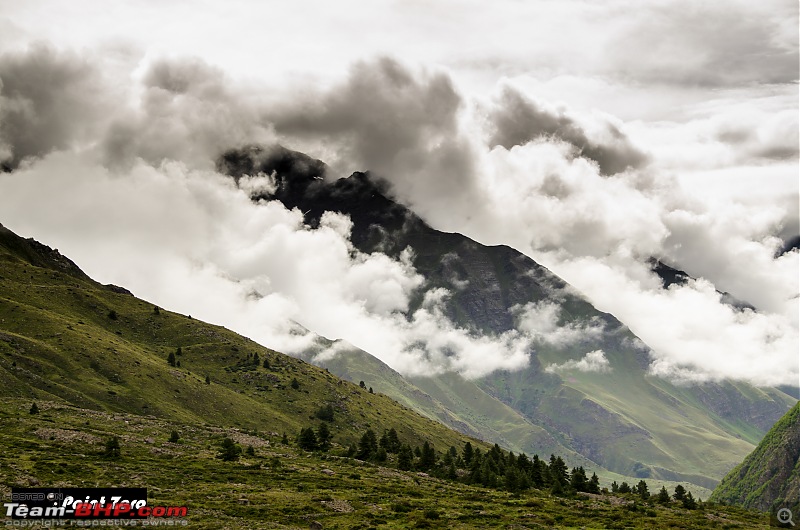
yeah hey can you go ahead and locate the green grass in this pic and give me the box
[0,227,489,457]
[711,403,800,514]
[0,224,786,527]
[0,398,771,529]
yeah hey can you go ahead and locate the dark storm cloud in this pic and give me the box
[271,57,480,207]
[142,57,226,96]
[0,43,106,168]
[488,86,648,175]
[101,56,273,170]
[0,47,269,171]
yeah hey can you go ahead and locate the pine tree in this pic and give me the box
[419,441,437,470]
[253,352,259,366]
[505,467,521,493]
[531,455,545,488]
[682,491,697,509]
[297,427,318,451]
[462,442,474,465]
[588,472,601,494]
[29,402,39,415]
[657,486,671,504]
[548,455,569,487]
[637,480,650,500]
[357,429,378,460]
[104,436,121,458]
[611,480,619,493]
[315,404,335,422]
[398,444,413,470]
[167,351,176,367]
[245,445,255,457]
[291,378,300,390]
[618,481,631,494]
[217,437,241,461]
[316,423,331,451]
[205,375,210,384]
[263,358,270,369]
[281,432,289,445]
[673,485,686,501]
[384,428,401,453]
[570,466,588,492]
[169,430,180,443]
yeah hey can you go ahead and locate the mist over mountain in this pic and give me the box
[217,144,796,491]
[0,2,796,527]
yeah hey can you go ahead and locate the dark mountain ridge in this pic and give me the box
[216,144,796,492]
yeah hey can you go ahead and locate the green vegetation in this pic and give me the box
[0,223,483,454]
[711,403,800,515]
[0,223,783,527]
[0,398,771,529]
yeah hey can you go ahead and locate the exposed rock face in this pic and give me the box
[0,222,89,280]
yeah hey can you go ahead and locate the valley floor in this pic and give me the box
[0,399,771,529]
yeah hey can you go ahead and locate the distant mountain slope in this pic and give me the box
[711,403,800,514]
[218,145,796,491]
[0,222,487,454]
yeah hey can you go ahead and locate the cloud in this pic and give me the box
[486,84,648,175]
[543,255,798,386]
[0,43,795,388]
[271,59,796,387]
[545,350,611,374]
[513,301,605,347]
[270,57,483,218]
[100,56,275,170]
[603,1,798,87]
[0,43,108,168]
[0,147,534,379]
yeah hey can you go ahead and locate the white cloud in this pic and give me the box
[0,0,796,388]
[0,149,533,379]
[545,350,611,374]
[513,301,605,347]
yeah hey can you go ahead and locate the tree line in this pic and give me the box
[287,422,700,507]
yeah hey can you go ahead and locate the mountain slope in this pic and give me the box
[0,221,488,454]
[711,403,800,515]
[217,144,796,491]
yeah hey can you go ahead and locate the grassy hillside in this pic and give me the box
[711,403,800,515]
[0,397,771,529]
[0,222,484,455]
[0,222,776,528]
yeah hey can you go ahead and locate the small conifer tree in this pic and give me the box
[104,436,121,458]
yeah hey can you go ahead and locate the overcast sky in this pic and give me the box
[0,0,797,386]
